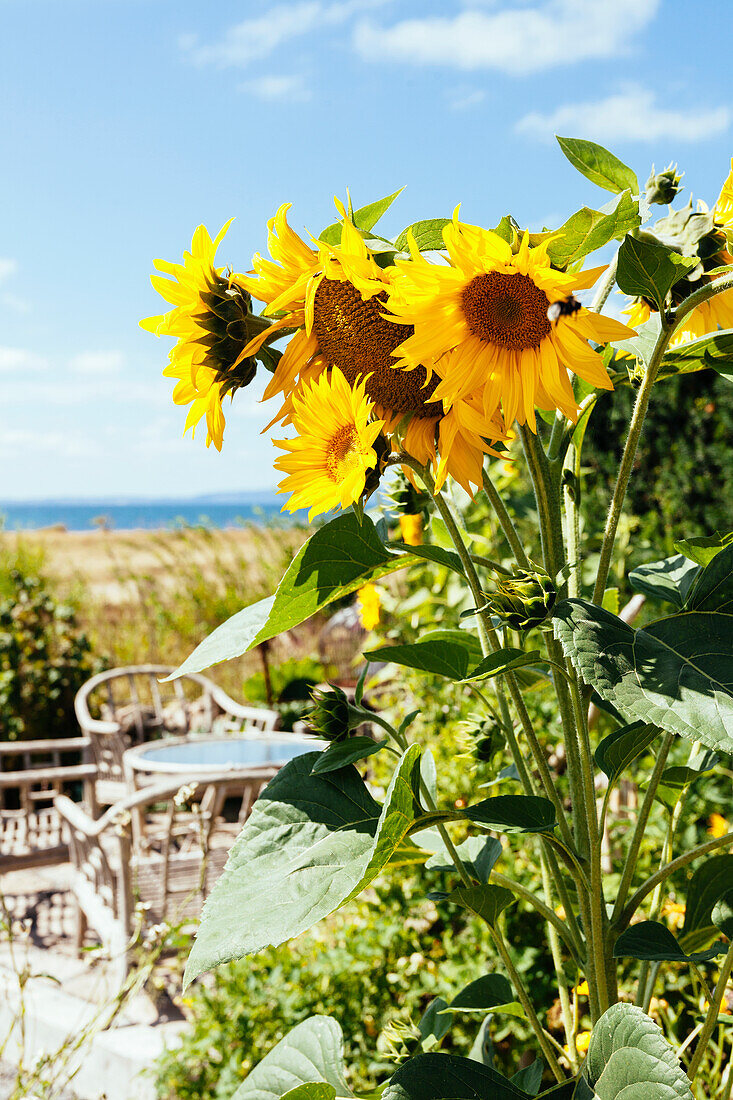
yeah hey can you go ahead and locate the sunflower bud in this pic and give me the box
[386,469,431,519]
[645,163,683,207]
[197,281,272,398]
[307,686,351,742]
[488,568,556,632]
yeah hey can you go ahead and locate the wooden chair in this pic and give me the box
[75,666,279,807]
[0,738,97,872]
[55,769,276,986]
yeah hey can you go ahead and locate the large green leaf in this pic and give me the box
[674,532,733,567]
[419,629,483,666]
[628,555,699,609]
[184,747,422,985]
[310,736,386,775]
[418,997,452,1048]
[616,235,699,313]
[364,639,471,680]
[659,330,733,383]
[449,884,516,926]
[613,312,662,370]
[712,890,733,939]
[531,190,639,269]
[394,218,449,253]
[612,920,726,963]
[230,1016,352,1100]
[584,1003,693,1100]
[440,973,521,1017]
[390,542,466,577]
[684,541,733,612]
[465,794,556,833]
[425,833,503,883]
[511,1061,543,1097]
[594,722,660,783]
[464,648,542,682]
[170,513,414,678]
[383,1053,529,1100]
[556,136,639,195]
[553,599,733,755]
[681,855,733,952]
[319,188,404,244]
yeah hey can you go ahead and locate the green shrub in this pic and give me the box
[0,567,100,741]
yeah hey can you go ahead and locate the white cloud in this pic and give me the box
[0,293,30,314]
[239,74,312,102]
[0,347,47,372]
[449,88,486,111]
[516,85,731,143]
[183,0,390,68]
[0,428,100,461]
[354,0,659,75]
[0,258,17,283]
[69,350,125,375]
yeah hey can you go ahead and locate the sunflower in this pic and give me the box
[237,202,507,495]
[141,222,270,450]
[624,162,733,346]
[387,215,634,431]
[273,368,385,521]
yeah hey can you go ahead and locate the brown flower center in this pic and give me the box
[325,425,361,482]
[313,278,441,418]
[461,272,551,350]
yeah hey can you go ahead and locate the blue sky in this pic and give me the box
[2,0,732,500]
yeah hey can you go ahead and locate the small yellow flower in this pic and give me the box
[357,584,381,631]
[273,368,385,522]
[555,905,566,920]
[575,1030,592,1056]
[661,901,686,930]
[399,513,424,546]
[574,980,589,997]
[708,812,729,839]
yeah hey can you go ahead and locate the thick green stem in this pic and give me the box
[520,424,611,1014]
[687,939,733,1082]
[490,923,565,1082]
[482,469,531,569]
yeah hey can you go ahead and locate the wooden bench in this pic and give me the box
[55,769,276,985]
[0,738,97,872]
[75,665,279,807]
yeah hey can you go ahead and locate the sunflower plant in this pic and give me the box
[143,135,733,1099]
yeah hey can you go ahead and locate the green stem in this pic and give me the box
[521,423,610,1014]
[592,269,733,606]
[610,732,674,926]
[563,444,581,599]
[617,831,733,932]
[491,869,580,959]
[482,469,531,569]
[470,553,514,576]
[489,923,565,1082]
[591,254,619,313]
[687,939,733,1082]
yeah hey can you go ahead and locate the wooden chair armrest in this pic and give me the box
[0,763,98,788]
[0,737,91,755]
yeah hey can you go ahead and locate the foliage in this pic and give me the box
[152,137,733,1100]
[0,565,100,741]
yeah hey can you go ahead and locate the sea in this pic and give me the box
[0,494,299,532]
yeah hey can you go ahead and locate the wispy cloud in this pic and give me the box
[0,347,47,372]
[449,88,486,111]
[0,428,100,461]
[354,0,659,75]
[69,350,125,375]
[0,258,17,283]
[516,85,731,143]
[239,74,312,103]
[182,0,389,68]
